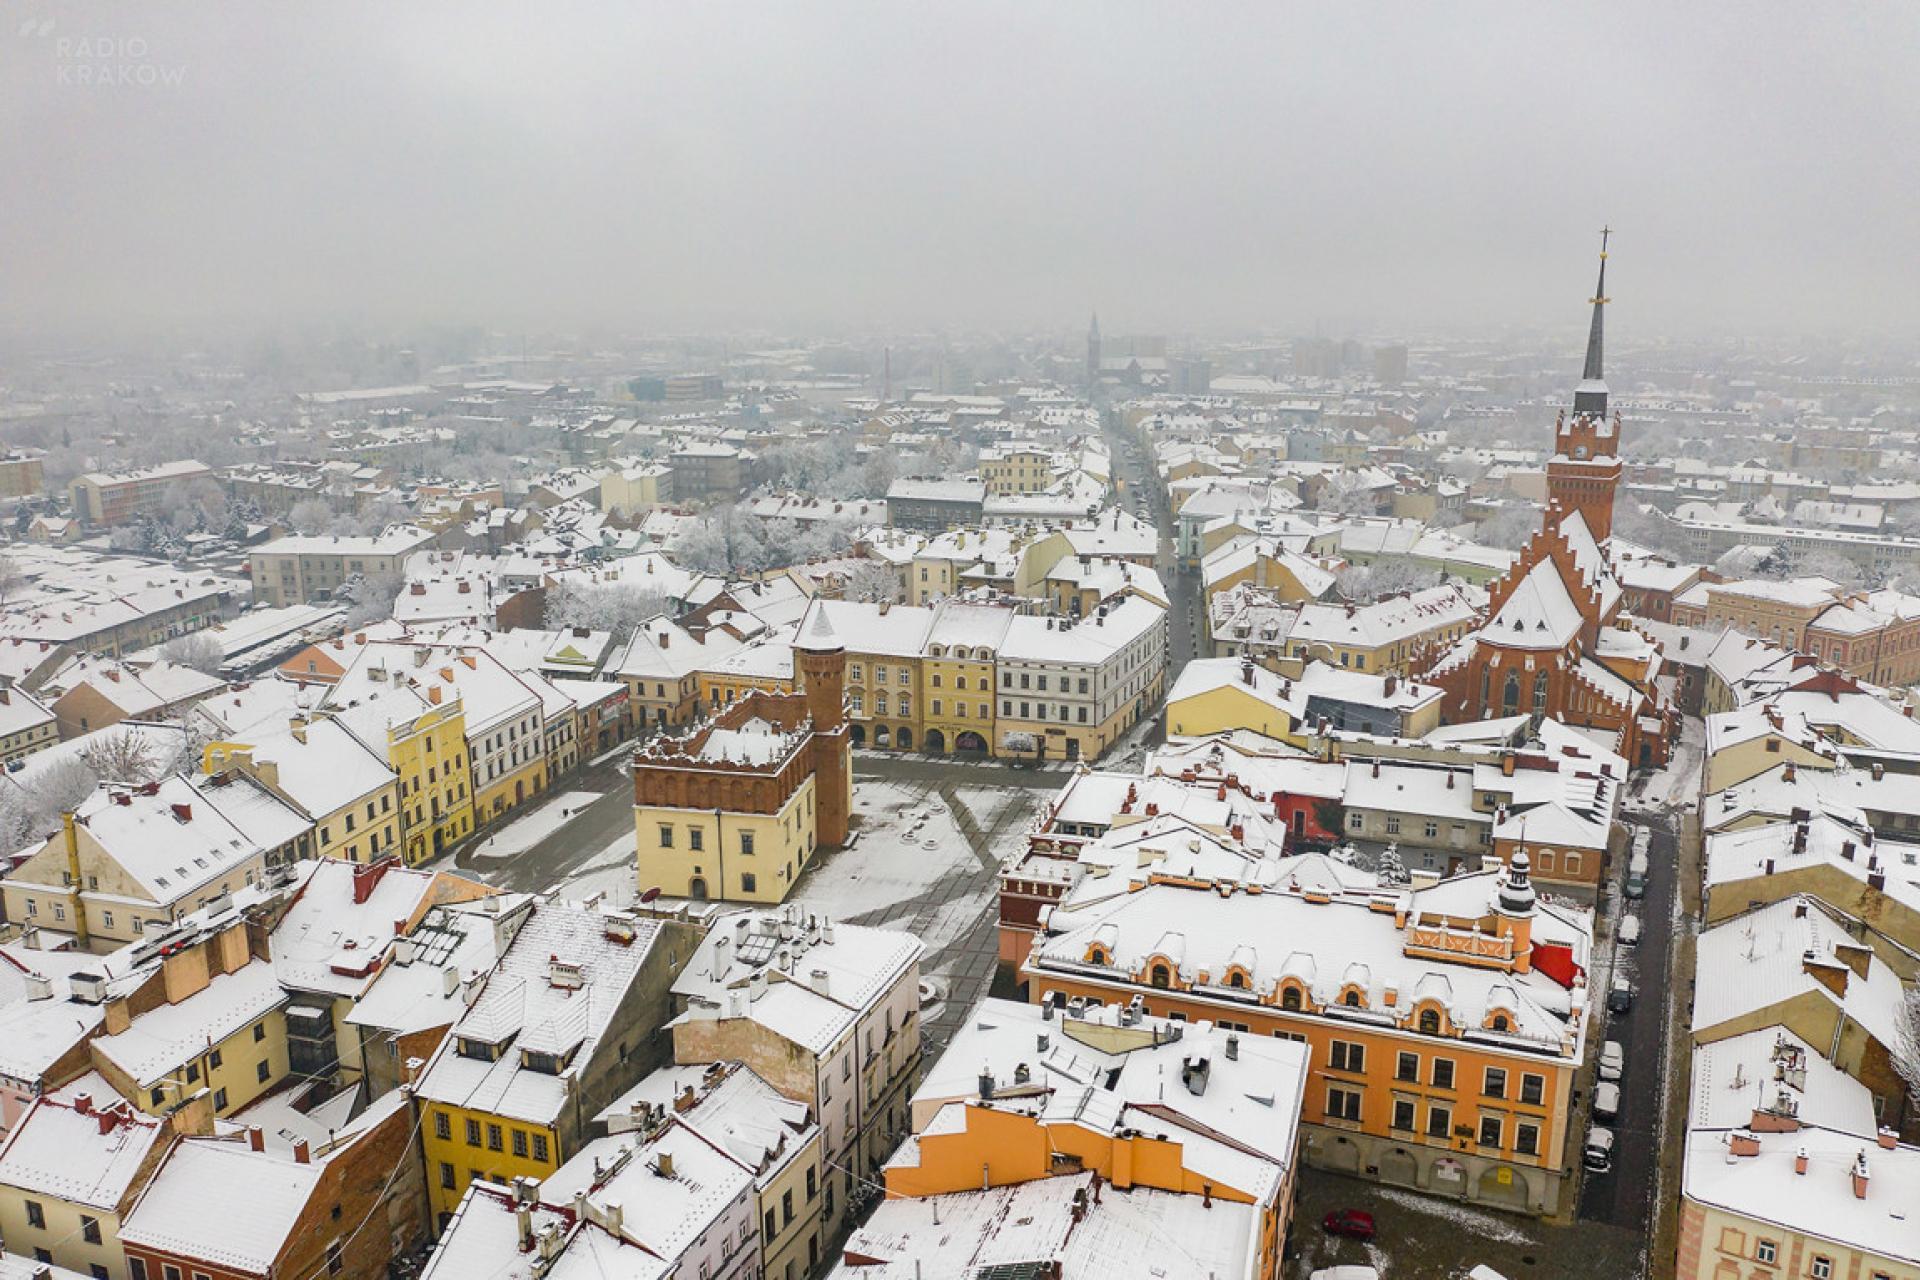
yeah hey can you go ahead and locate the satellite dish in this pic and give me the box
[640,887,661,904]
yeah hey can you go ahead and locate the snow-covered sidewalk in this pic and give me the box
[469,791,603,859]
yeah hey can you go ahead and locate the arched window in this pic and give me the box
[1227,970,1247,990]
[1533,671,1550,713]
[1491,1013,1511,1032]
[1087,946,1108,966]
[1343,990,1361,1008]
[1418,1008,1441,1035]
[1502,671,1521,715]
[1150,964,1172,990]
[1281,987,1303,1011]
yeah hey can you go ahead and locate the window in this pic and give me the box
[257,1060,271,1083]
[164,1268,183,1280]
[1326,1085,1362,1122]
[1392,1098,1416,1131]
[25,1200,44,1228]
[1149,963,1171,989]
[253,1022,266,1042]
[151,1086,166,1107]
[1431,1059,1455,1089]
[1329,1041,1364,1073]
[689,828,704,851]
[1755,1241,1777,1265]
[742,872,758,893]
[1483,1067,1507,1099]
[1478,1115,1503,1148]
[513,1130,528,1157]
[1347,811,1364,831]
[765,1208,778,1240]
[1426,1104,1452,1138]
[327,1242,345,1275]
[531,1134,549,1162]
[1515,1121,1540,1156]
[466,1118,482,1146]
[783,1188,795,1222]
[1396,1051,1419,1082]
[1811,1257,1832,1280]
[440,1161,456,1189]
[487,1123,503,1151]
[807,1166,818,1199]
[659,824,674,848]
[434,1111,451,1140]
[1386,814,1401,835]
[1520,1073,1544,1106]
[1418,1008,1441,1034]
[741,832,755,855]
[1281,987,1303,1011]
[130,1263,149,1280]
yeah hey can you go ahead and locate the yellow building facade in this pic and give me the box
[390,698,476,864]
[422,1099,562,1222]
[636,777,819,903]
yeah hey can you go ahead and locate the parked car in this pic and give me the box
[1624,871,1647,899]
[1594,1081,1621,1122]
[1608,975,1634,1014]
[1629,850,1650,877]
[1618,914,1642,946]
[1599,1040,1625,1081]
[1584,1125,1616,1173]
[1322,1209,1377,1242]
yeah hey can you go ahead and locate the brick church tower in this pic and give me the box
[795,605,852,849]
[1545,231,1623,542]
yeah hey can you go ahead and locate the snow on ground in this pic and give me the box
[1631,715,1702,811]
[788,778,974,921]
[556,829,643,907]
[469,791,603,858]
[1370,1188,1533,1246]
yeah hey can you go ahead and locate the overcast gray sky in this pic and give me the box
[4,2,1916,338]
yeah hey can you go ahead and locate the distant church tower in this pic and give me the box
[1546,230,1624,542]
[1085,312,1101,391]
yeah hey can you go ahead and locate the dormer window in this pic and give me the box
[1491,1014,1511,1032]
[1342,989,1362,1008]
[1149,963,1172,990]
[1281,987,1303,1011]
[1226,970,1248,990]
[1418,1008,1441,1035]
[1086,946,1109,966]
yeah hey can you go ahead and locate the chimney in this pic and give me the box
[655,1150,676,1178]
[1225,1033,1239,1061]
[1852,1151,1870,1199]
[292,1139,311,1164]
[1872,762,1885,781]
[170,803,192,823]
[247,1126,264,1152]
[1795,1146,1809,1175]
[73,1092,93,1116]
[1728,1130,1760,1158]
[1879,1127,1899,1151]
[978,1068,995,1100]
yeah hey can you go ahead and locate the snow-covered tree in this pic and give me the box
[543,580,668,642]
[1793,549,1866,589]
[159,631,224,675]
[341,571,404,626]
[1475,506,1539,551]
[287,498,336,535]
[843,561,904,604]
[1897,984,1920,1107]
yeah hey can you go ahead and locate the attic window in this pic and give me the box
[1491,1013,1511,1032]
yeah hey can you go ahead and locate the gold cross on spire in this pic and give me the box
[1591,225,1611,305]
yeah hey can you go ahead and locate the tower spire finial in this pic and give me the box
[1572,227,1611,416]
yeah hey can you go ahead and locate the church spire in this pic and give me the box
[1572,227,1610,417]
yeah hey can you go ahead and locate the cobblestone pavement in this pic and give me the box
[1293,1169,1647,1280]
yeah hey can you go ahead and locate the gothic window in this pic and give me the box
[1533,671,1549,713]
[1502,671,1521,715]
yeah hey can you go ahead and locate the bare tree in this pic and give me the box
[78,729,161,783]
[1897,984,1920,1108]
[0,554,24,609]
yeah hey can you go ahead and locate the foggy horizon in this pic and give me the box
[5,3,1919,342]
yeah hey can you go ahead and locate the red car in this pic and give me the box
[1322,1209,1377,1242]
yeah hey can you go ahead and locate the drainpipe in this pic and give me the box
[63,811,90,947]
